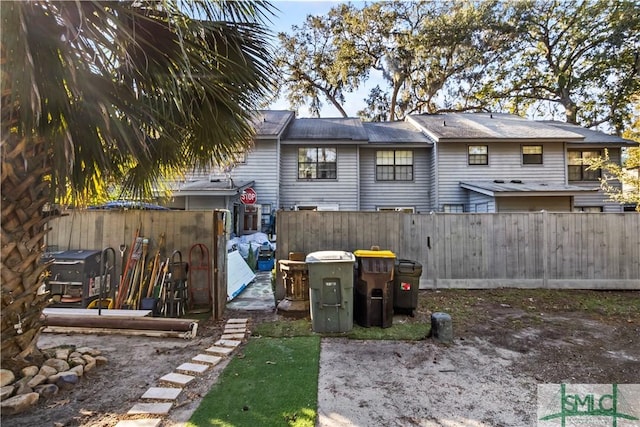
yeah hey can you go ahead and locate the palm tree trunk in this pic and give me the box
[1,133,52,371]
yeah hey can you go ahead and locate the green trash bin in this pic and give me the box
[305,251,355,333]
[353,249,396,328]
[393,259,423,316]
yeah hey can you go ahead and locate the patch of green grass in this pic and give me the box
[253,318,314,337]
[187,336,320,427]
[253,318,429,341]
[345,322,429,340]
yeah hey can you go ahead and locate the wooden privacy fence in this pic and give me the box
[45,210,228,319]
[276,211,640,289]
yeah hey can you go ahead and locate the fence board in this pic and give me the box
[275,211,639,290]
[48,211,639,291]
[45,210,228,319]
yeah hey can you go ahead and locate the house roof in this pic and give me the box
[362,121,433,145]
[171,179,254,197]
[283,117,368,142]
[253,110,295,138]
[541,121,639,146]
[460,180,598,197]
[407,113,585,142]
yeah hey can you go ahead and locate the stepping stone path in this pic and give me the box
[114,318,249,427]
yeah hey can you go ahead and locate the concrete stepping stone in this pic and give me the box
[115,419,162,427]
[176,362,209,375]
[215,339,242,348]
[193,354,222,365]
[227,318,249,324]
[205,345,234,356]
[159,372,195,386]
[221,333,246,340]
[141,387,182,400]
[127,402,173,415]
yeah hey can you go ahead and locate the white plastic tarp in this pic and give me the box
[226,250,256,301]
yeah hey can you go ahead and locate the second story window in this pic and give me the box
[468,145,488,165]
[376,150,413,181]
[298,147,337,179]
[522,145,543,164]
[568,150,601,181]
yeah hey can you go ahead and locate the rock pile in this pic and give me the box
[0,346,108,415]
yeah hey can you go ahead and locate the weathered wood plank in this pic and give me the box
[52,210,639,291]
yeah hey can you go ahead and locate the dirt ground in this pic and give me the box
[317,298,640,426]
[3,290,639,427]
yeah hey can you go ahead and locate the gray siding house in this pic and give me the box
[279,118,365,211]
[169,110,294,235]
[170,111,637,233]
[407,113,636,213]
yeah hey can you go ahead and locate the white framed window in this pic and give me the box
[474,203,489,213]
[468,145,488,165]
[574,206,603,212]
[298,147,337,179]
[443,204,464,213]
[376,150,414,181]
[568,150,601,181]
[522,145,543,165]
[377,207,415,213]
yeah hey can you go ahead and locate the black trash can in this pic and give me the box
[353,249,396,328]
[393,259,422,316]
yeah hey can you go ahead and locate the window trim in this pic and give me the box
[375,150,414,181]
[522,145,543,165]
[443,204,464,213]
[574,206,603,212]
[568,149,602,182]
[468,145,488,165]
[298,147,337,180]
[377,207,416,213]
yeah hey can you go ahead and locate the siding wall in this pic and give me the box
[468,193,495,212]
[436,141,567,211]
[359,147,431,212]
[228,138,280,210]
[276,211,640,289]
[279,144,359,211]
[428,144,437,210]
[571,147,623,212]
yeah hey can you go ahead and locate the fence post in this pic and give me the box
[542,210,549,288]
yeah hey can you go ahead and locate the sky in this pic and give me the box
[266,1,373,117]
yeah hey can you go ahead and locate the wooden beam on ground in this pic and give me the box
[42,325,198,339]
[41,314,198,333]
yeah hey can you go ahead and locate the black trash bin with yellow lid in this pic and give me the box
[353,248,396,328]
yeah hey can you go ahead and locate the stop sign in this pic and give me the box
[240,187,257,205]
